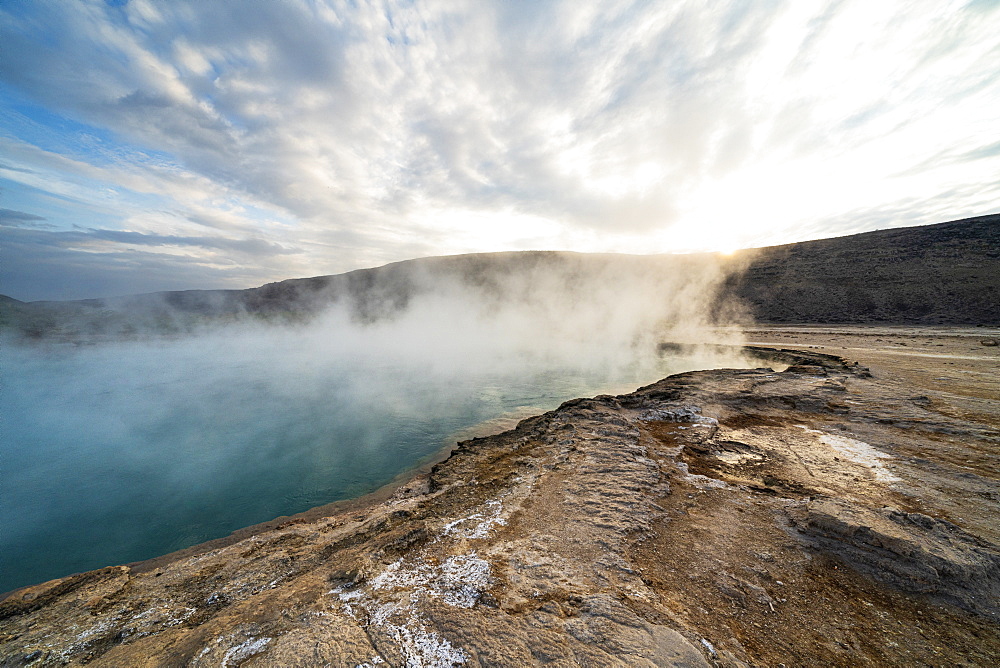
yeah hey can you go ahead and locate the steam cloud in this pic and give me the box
[0,252,750,592]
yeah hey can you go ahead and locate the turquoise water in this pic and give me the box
[0,326,696,594]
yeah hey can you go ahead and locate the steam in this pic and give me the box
[0,251,750,593]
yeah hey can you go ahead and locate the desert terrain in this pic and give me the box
[2,325,998,666]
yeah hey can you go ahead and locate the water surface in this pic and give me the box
[0,323,735,594]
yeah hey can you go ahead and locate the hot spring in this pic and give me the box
[1,282,749,595]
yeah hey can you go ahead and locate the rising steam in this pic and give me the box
[0,251,751,593]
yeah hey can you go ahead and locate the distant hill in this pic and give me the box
[0,252,721,341]
[1,214,998,341]
[726,214,1000,324]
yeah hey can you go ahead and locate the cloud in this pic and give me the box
[0,208,49,228]
[962,140,1000,162]
[0,225,290,301]
[1,0,999,299]
[84,228,296,256]
[0,162,35,174]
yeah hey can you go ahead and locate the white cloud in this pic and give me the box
[0,0,998,298]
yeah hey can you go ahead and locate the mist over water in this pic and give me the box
[1,254,750,593]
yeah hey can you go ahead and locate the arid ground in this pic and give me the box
[2,325,998,667]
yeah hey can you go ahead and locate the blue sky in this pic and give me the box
[2,0,999,301]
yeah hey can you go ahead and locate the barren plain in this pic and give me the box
[2,325,998,666]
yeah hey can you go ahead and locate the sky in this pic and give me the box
[1,0,999,301]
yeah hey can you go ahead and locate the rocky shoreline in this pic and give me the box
[2,341,999,666]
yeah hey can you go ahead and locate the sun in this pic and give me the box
[717,245,740,257]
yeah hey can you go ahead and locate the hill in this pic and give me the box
[0,251,724,341]
[1,214,998,340]
[727,213,1000,324]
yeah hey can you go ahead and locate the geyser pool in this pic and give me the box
[0,319,745,595]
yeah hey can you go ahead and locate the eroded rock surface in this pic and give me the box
[2,343,999,667]
[793,498,1000,616]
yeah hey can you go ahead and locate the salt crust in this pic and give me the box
[221,637,272,667]
[329,498,509,666]
[442,499,508,540]
[798,426,900,482]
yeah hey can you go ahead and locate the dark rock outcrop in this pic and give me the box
[794,498,1000,616]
